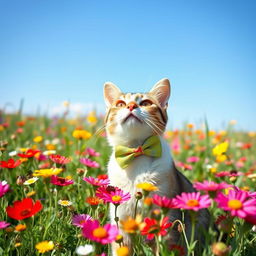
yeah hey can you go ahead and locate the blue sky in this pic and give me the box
[0,0,255,130]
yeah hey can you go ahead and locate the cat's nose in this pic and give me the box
[127,102,138,111]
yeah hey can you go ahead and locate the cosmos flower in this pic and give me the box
[173,192,212,211]
[35,241,54,253]
[80,158,100,168]
[141,217,172,240]
[6,198,43,220]
[96,186,131,205]
[72,214,93,228]
[83,176,110,187]
[0,221,10,229]
[193,181,231,192]
[51,175,74,186]
[0,180,9,198]
[82,219,119,244]
[152,194,176,209]
[215,190,256,219]
[49,154,71,165]
[0,158,22,169]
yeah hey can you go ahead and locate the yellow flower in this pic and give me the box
[15,224,26,232]
[136,182,158,192]
[116,246,129,256]
[0,125,4,132]
[35,241,54,253]
[208,130,216,137]
[72,129,92,140]
[24,177,39,185]
[248,132,255,137]
[120,216,144,234]
[187,123,194,129]
[33,136,43,143]
[87,111,98,124]
[216,154,227,163]
[26,190,36,197]
[46,144,56,150]
[33,168,63,178]
[58,200,72,206]
[14,243,22,248]
[212,141,229,156]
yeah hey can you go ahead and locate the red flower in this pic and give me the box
[0,158,22,169]
[6,198,43,220]
[18,149,40,158]
[141,217,172,240]
[49,154,71,165]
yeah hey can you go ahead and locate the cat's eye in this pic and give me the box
[116,100,126,107]
[140,100,153,107]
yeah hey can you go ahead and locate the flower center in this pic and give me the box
[186,199,199,207]
[228,199,242,210]
[112,195,122,202]
[93,227,108,238]
[20,208,31,216]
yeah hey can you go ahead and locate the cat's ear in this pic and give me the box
[104,82,122,107]
[150,78,171,108]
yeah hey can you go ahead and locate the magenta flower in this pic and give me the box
[176,161,193,171]
[96,186,131,205]
[82,219,119,244]
[215,170,243,178]
[80,158,100,168]
[0,221,10,229]
[49,154,71,165]
[50,175,74,186]
[85,147,100,157]
[83,176,110,187]
[152,194,176,209]
[173,192,211,211]
[193,181,231,192]
[0,181,9,198]
[72,214,93,228]
[186,156,200,163]
[215,190,256,219]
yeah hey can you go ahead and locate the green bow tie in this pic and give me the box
[115,135,162,169]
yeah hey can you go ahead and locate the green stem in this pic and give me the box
[133,198,139,219]
[114,204,119,229]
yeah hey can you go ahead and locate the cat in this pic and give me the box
[103,78,210,255]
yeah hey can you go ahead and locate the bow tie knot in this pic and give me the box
[115,135,162,169]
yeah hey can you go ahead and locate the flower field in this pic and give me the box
[0,111,256,256]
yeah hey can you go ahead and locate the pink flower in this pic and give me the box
[171,137,180,153]
[186,156,200,163]
[82,219,119,244]
[173,192,211,211]
[176,162,193,171]
[50,175,74,186]
[215,190,256,219]
[49,154,71,165]
[83,176,110,187]
[80,158,100,168]
[72,214,93,228]
[0,181,9,198]
[0,221,10,229]
[85,147,100,157]
[193,181,231,192]
[152,194,176,209]
[96,186,131,205]
[215,170,243,178]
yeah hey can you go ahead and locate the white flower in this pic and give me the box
[75,245,94,255]
[252,226,256,232]
[24,177,39,185]
[52,138,60,145]
[9,150,17,157]
[43,150,56,156]
[58,200,72,207]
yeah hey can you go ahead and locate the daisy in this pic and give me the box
[23,177,39,185]
[136,182,158,192]
[72,214,93,228]
[83,176,110,187]
[58,200,72,207]
[75,244,94,255]
[82,219,119,244]
[49,154,71,165]
[33,168,63,178]
[173,192,212,211]
[80,158,100,168]
[215,190,256,219]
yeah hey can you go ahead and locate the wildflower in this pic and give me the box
[215,215,233,233]
[120,216,144,233]
[23,177,39,185]
[0,158,22,169]
[152,194,176,210]
[72,214,93,228]
[82,219,119,244]
[72,129,92,140]
[97,174,108,180]
[0,180,9,198]
[58,200,72,207]
[176,161,193,171]
[51,175,74,186]
[26,190,36,197]
[15,224,27,232]
[215,170,243,178]
[141,216,172,240]
[144,197,153,206]
[14,243,22,248]
[87,111,98,124]
[193,181,231,192]
[49,154,71,165]
[96,186,131,205]
[215,190,256,219]
[43,150,56,156]
[9,150,18,157]
[83,176,110,187]
[86,196,102,206]
[75,244,94,255]
[33,168,63,178]
[173,192,211,211]
[116,246,129,256]
[211,242,230,256]
[186,156,200,163]
[212,142,229,158]
[33,136,43,143]
[18,149,40,158]
[85,147,100,157]
[6,198,43,220]
[136,182,158,192]
[80,158,100,168]
[35,241,54,253]
[0,221,10,229]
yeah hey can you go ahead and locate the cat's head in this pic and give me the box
[103,78,170,146]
